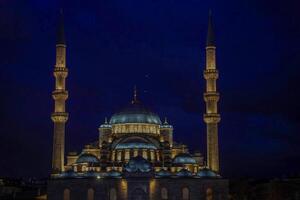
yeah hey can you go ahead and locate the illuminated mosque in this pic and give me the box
[48,11,228,200]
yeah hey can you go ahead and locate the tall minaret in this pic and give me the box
[51,10,68,175]
[203,11,221,172]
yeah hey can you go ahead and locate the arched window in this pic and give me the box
[63,188,70,200]
[161,187,168,200]
[206,188,213,200]
[182,187,189,200]
[142,150,148,159]
[109,188,117,200]
[87,188,94,200]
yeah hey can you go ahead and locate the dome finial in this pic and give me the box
[104,117,108,124]
[132,85,138,104]
[164,117,168,125]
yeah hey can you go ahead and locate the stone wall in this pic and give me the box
[48,177,228,200]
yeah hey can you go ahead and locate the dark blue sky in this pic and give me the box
[0,0,299,178]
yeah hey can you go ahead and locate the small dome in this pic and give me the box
[197,168,220,178]
[176,169,193,177]
[124,156,152,173]
[110,101,161,125]
[62,170,77,178]
[76,153,99,164]
[173,153,196,164]
[156,169,172,177]
[107,169,122,177]
[85,171,101,177]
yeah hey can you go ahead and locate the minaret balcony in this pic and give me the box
[204,69,218,79]
[52,90,68,100]
[51,112,69,122]
[204,92,220,102]
[203,114,221,123]
[54,67,68,78]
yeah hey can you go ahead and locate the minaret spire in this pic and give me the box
[206,10,215,47]
[57,9,66,45]
[51,10,69,175]
[203,11,220,172]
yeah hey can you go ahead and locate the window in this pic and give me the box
[117,151,122,161]
[206,188,213,200]
[134,149,138,157]
[87,188,94,200]
[142,150,148,159]
[63,188,70,200]
[150,150,155,161]
[109,188,117,200]
[161,187,168,200]
[125,150,130,160]
[182,187,189,200]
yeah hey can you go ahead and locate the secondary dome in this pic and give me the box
[110,93,161,125]
[197,168,220,178]
[173,153,197,164]
[76,153,99,164]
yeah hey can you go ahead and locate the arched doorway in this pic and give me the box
[130,188,148,200]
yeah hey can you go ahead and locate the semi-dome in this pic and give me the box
[173,153,197,164]
[124,156,152,173]
[115,138,157,150]
[76,153,100,164]
[197,168,220,178]
[110,100,161,125]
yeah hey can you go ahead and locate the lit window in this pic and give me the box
[117,151,122,161]
[125,150,130,160]
[161,187,168,200]
[142,150,148,159]
[87,188,94,200]
[206,188,213,200]
[63,188,70,200]
[182,187,189,200]
[109,188,117,200]
[134,149,138,157]
[150,151,155,161]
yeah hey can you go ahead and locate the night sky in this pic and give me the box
[0,0,299,179]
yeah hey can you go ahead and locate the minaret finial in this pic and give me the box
[132,85,138,104]
[57,9,66,45]
[206,10,215,47]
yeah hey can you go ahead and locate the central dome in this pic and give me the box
[110,100,161,125]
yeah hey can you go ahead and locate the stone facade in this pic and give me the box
[48,177,228,200]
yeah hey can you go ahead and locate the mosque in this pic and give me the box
[48,11,228,200]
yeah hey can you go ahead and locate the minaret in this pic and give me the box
[203,11,221,172]
[51,10,68,175]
